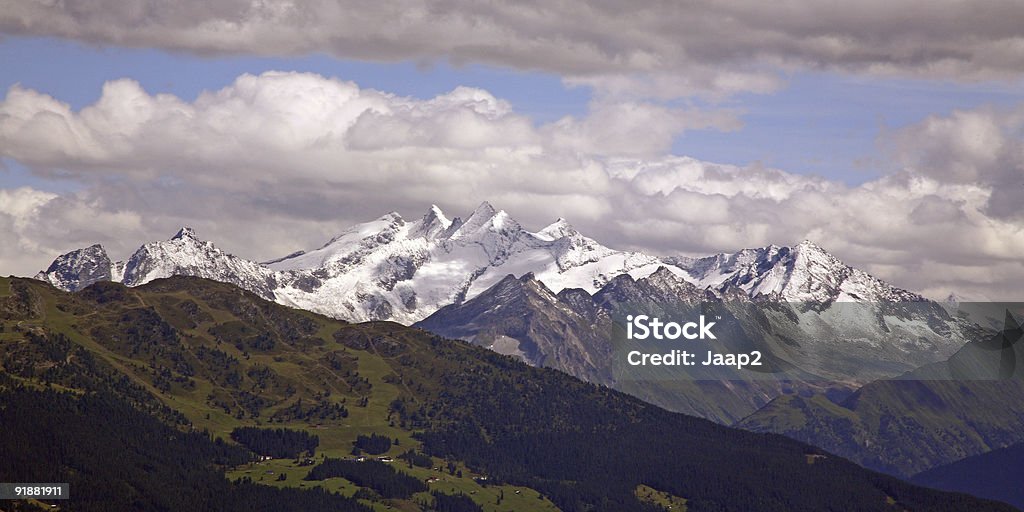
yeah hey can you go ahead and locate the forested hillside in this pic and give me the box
[0,276,1013,511]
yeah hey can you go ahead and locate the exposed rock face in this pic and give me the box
[36,244,113,292]
[417,264,979,424]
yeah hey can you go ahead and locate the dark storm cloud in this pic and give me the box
[3,0,1024,95]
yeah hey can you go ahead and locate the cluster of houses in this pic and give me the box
[352,455,393,463]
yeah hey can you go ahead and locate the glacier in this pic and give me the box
[36,202,929,325]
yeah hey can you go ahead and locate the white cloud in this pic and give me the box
[2,72,1024,299]
[885,104,1024,219]
[0,187,55,235]
[544,102,743,157]
[0,187,144,275]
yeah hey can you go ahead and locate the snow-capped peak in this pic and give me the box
[536,218,579,241]
[36,203,929,327]
[448,201,499,240]
[791,240,831,261]
[489,210,513,230]
[779,241,849,301]
[115,229,279,298]
[443,206,534,266]
[267,213,406,271]
[426,204,450,226]
[34,243,113,292]
[682,240,921,303]
[412,204,452,239]
[172,227,198,240]
[474,200,496,215]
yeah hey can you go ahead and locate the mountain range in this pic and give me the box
[36,203,981,422]
[38,202,927,323]
[912,441,1024,509]
[739,309,1024,476]
[39,203,670,324]
[27,203,1024,502]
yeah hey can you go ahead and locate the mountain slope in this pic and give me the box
[912,441,1024,509]
[418,266,981,423]
[0,386,370,512]
[677,241,923,303]
[37,243,115,291]
[0,275,1011,511]
[417,272,613,383]
[738,310,1024,477]
[121,227,280,297]
[419,268,797,423]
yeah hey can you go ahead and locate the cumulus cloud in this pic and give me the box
[885,104,1024,219]
[2,72,1024,300]
[2,0,1024,98]
[0,187,144,276]
[544,101,743,157]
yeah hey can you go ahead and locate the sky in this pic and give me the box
[1,0,1023,300]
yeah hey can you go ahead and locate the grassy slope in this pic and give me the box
[912,441,1024,509]
[0,276,1014,511]
[635,484,687,511]
[0,276,557,512]
[738,364,1024,477]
